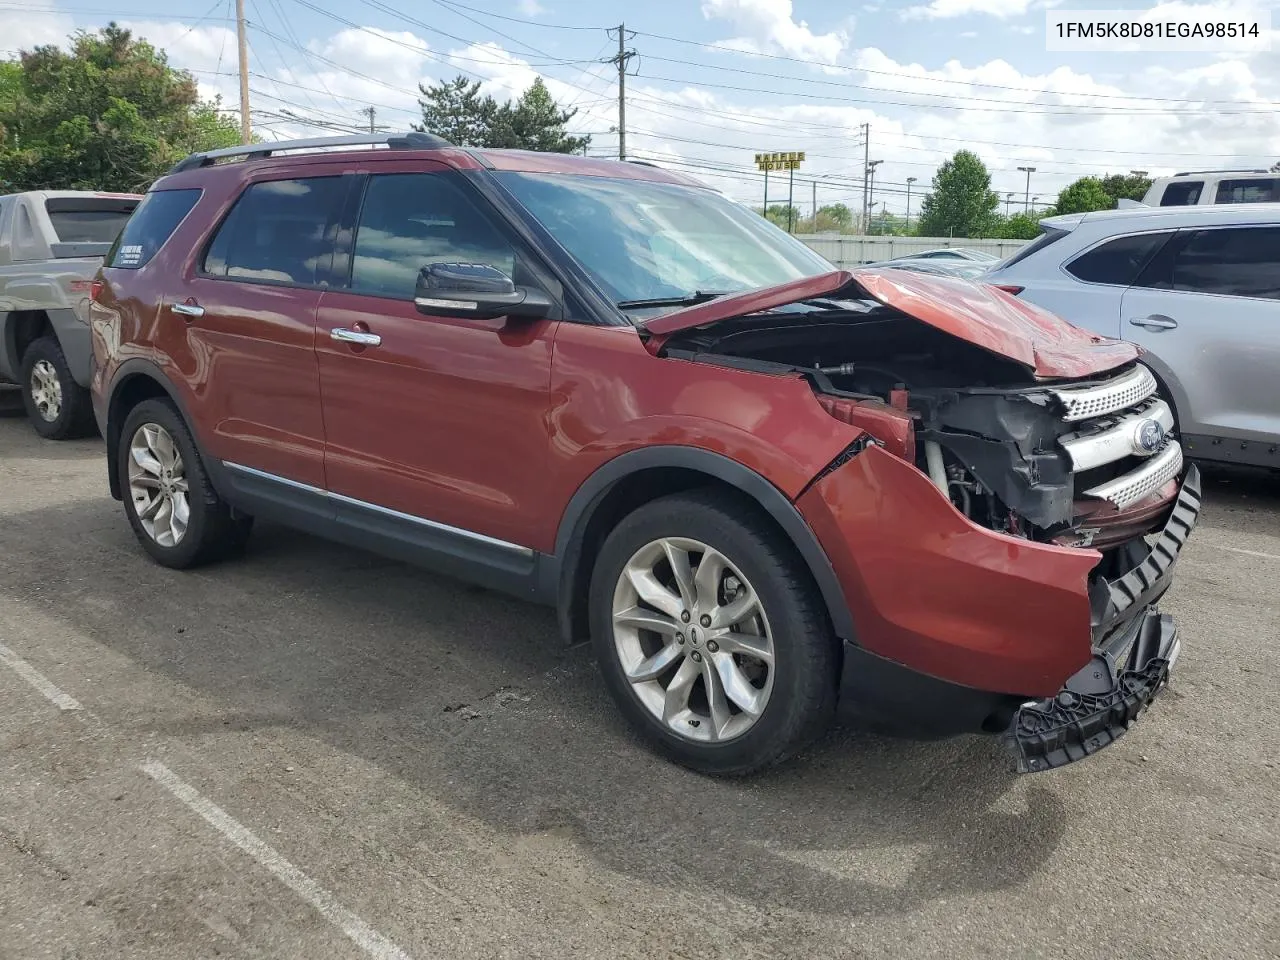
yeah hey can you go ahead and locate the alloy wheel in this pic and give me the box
[29,360,62,423]
[611,537,775,743]
[127,423,191,547]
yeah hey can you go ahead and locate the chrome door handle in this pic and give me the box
[1129,314,1177,330]
[171,302,204,318]
[330,327,382,347]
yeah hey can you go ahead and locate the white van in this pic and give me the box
[1142,169,1280,207]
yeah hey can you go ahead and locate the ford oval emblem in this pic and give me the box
[1133,418,1166,455]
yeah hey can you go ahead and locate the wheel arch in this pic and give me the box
[548,446,857,647]
[1,309,53,376]
[105,361,199,501]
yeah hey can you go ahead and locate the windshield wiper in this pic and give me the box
[615,290,734,310]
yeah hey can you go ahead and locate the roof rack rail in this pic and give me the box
[1171,168,1269,176]
[168,131,452,174]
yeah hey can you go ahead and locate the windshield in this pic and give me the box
[492,172,833,315]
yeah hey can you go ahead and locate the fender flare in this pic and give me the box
[547,445,857,644]
[103,359,204,500]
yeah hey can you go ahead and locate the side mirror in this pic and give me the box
[414,262,552,320]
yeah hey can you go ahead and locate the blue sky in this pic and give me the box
[5,0,1278,217]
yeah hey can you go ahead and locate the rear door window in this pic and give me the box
[1169,227,1280,300]
[1065,232,1174,286]
[349,172,516,300]
[1158,181,1203,206]
[45,197,138,243]
[203,176,349,287]
[106,189,202,269]
[997,225,1069,270]
[1213,178,1280,204]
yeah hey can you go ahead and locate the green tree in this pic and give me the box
[416,73,589,154]
[916,150,1000,238]
[1054,176,1114,215]
[1098,172,1151,204]
[753,203,801,229]
[992,211,1042,239]
[818,202,853,228]
[0,24,240,192]
[414,75,498,147]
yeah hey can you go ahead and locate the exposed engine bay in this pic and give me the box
[660,302,1184,549]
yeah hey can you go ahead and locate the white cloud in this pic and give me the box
[516,0,546,15]
[903,0,1034,20]
[0,0,73,53]
[701,0,850,64]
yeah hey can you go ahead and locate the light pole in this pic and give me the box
[1030,195,1040,214]
[1005,191,1015,216]
[866,159,882,233]
[905,176,917,229]
[1017,165,1036,212]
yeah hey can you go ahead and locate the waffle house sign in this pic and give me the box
[754,151,805,171]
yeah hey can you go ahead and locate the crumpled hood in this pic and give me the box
[642,267,1139,379]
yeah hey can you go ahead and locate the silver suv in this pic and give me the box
[985,203,1280,469]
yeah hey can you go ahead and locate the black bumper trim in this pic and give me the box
[1092,463,1200,646]
[1006,611,1179,774]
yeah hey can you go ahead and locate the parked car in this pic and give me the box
[90,133,1200,776]
[1141,168,1280,207]
[878,259,992,280]
[880,247,1000,263]
[0,190,141,438]
[984,203,1280,469]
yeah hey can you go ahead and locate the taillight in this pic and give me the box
[89,280,104,302]
[993,283,1023,295]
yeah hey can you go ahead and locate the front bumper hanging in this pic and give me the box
[1006,464,1201,773]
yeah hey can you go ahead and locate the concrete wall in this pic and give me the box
[795,234,1030,267]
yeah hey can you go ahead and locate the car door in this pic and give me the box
[1120,224,1280,450]
[1017,230,1176,339]
[315,163,559,556]
[178,172,352,489]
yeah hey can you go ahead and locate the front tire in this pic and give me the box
[117,398,252,569]
[589,490,838,775]
[21,336,94,440]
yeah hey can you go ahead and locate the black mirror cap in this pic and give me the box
[414,262,552,320]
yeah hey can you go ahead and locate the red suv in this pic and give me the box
[90,133,1200,775]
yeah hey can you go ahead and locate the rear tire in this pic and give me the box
[117,398,252,569]
[21,336,94,440]
[589,489,838,776]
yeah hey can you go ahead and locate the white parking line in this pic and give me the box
[1213,545,1280,561]
[0,642,83,711]
[140,762,414,960]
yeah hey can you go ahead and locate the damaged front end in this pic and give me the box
[649,268,1201,771]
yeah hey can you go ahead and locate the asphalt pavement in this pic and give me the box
[1,384,1277,960]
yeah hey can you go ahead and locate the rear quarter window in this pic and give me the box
[1065,232,1174,286]
[1158,181,1203,206]
[106,189,202,269]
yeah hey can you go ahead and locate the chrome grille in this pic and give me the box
[1081,441,1183,510]
[1060,398,1175,471]
[1049,364,1158,422]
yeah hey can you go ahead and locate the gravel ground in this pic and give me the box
[1,386,1277,960]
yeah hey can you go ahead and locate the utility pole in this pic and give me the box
[860,122,870,232]
[608,24,636,160]
[866,159,882,234]
[1018,165,1036,213]
[1005,191,1014,216]
[361,106,377,134]
[235,0,251,144]
[906,176,917,229]
[812,178,817,228]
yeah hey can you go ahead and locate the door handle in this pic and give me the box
[1129,314,1177,331]
[171,302,204,318]
[330,327,382,347]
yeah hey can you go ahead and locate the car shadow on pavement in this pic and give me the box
[2,500,1067,920]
